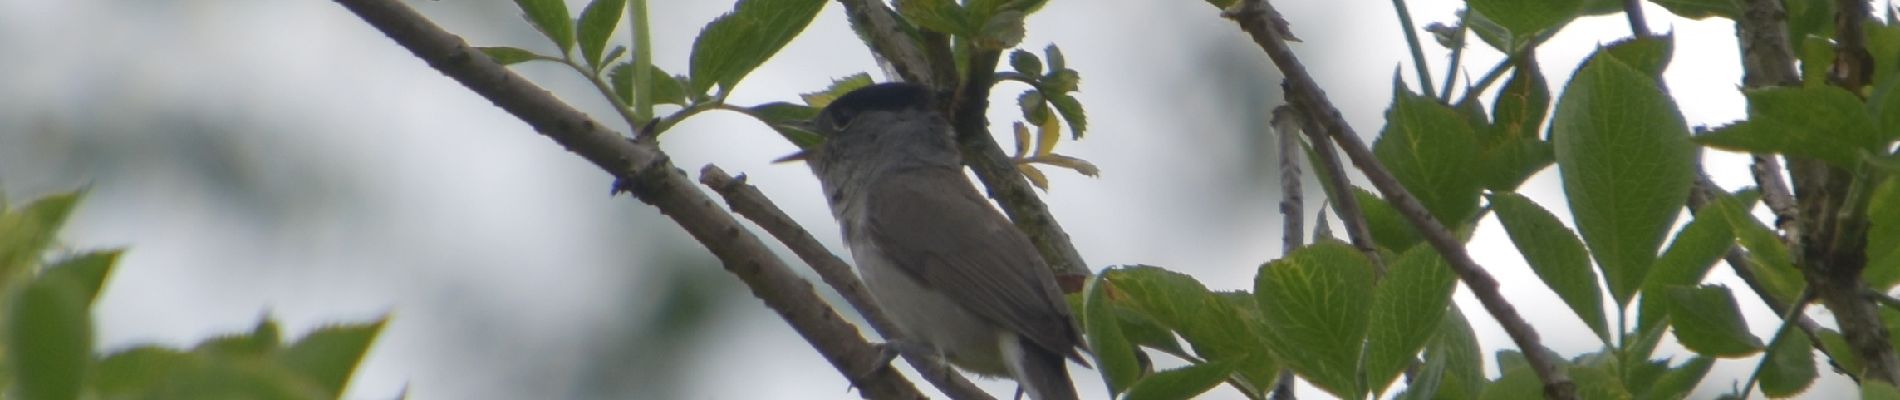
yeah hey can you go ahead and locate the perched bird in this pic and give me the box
[781,82,1088,400]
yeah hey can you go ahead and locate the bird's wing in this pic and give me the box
[861,167,1083,358]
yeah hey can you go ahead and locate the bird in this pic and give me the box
[779,81,1088,400]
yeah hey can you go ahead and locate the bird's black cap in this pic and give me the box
[818,82,935,126]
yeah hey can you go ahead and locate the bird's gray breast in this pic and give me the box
[842,201,1013,377]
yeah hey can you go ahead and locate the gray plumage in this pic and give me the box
[799,82,1086,400]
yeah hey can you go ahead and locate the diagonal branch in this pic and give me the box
[330,0,922,398]
[699,166,996,400]
[1221,1,1577,398]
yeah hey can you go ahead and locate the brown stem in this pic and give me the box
[1291,110,1387,275]
[699,166,996,400]
[1221,1,1575,398]
[330,0,923,397]
[949,49,1093,289]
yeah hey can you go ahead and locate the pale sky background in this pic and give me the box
[0,0,1867,398]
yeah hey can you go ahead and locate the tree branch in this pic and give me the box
[1220,1,1575,398]
[1289,108,1386,275]
[949,49,1093,287]
[833,0,947,89]
[1269,105,1302,400]
[330,0,923,397]
[699,166,996,400]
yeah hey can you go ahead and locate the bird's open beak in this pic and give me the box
[772,150,810,164]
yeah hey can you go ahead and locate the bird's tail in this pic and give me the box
[1003,333,1079,400]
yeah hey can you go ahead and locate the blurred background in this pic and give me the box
[0,0,1857,398]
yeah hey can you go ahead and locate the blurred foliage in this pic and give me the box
[0,189,386,400]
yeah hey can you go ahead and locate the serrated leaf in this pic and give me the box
[42,250,119,305]
[1758,328,1818,397]
[1255,242,1374,398]
[1037,154,1101,177]
[1491,192,1609,341]
[1638,204,1736,331]
[1010,49,1043,77]
[1019,90,1050,125]
[281,319,388,397]
[1696,86,1881,168]
[1375,87,1481,224]
[1046,69,1081,93]
[1553,52,1695,308]
[1602,34,1675,78]
[894,0,973,35]
[95,346,192,395]
[1866,176,1900,289]
[1365,245,1458,395]
[1664,285,1764,357]
[1049,94,1087,139]
[1085,275,1140,395]
[1467,0,1578,40]
[9,270,93,400]
[1122,359,1237,400]
[1112,305,1189,359]
[687,0,826,94]
[601,45,627,66]
[476,46,545,66]
[800,73,875,108]
[975,10,1026,49]
[1044,44,1066,73]
[1650,0,1740,19]
[1019,164,1050,191]
[1427,306,1485,400]
[1643,356,1714,400]
[512,0,573,53]
[577,0,626,69]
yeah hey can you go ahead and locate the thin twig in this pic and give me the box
[1293,109,1386,275]
[1752,155,1800,235]
[1269,105,1303,400]
[699,166,997,400]
[330,1,923,398]
[1221,1,1575,398]
[1740,289,1818,399]
[1621,0,1652,37]
[833,0,945,89]
[1387,0,1436,98]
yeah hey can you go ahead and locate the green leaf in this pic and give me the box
[1638,204,1736,331]
[1571,364,1635,400]
[1122,359,1237,400]
[746,102,822,148]
[1112,305,1190,359]
[1868,381,1900,400]
[1758,328,1818,397]
[95,346,192,395]
[1800,35,1835,87]
[1365,245,1458,395]
[1467,0,1578,40]
[975,10,1027,49]
[1713,194,1805,304]
[9,269,94,400]
[1050,94,1088,139]
[1696,86,1882,169]
[280,319,388,397]
[894,0,973,35]
[577,0,627,70]
[1428,306,1486,400]
[1868,23,1900,87]
[0,190,82,282]
[1643,356,1714,400]
[610,63,686,107]
[1354,188,1423,252]
[476,46,545,66]
[1649,0,1740,19]
[42,250,119,305]
[1398,347,1450,400]
[1481,57,1553,191]
[1010,49,1043,77]
[687,0,826,94]
[1255,242,1374,398]
[1085,275,1141,395]
[1466,8,1518,53]
[1664,285,1764,357]
[1491,192,1610,341]
[1869,71,1900,145]
[1602,34,1675,78]
[1105,266,1279,393]
[800,73,876,108]
[1480,364,1542,400]
[1553,52,1695,308]
[1867,176,1900,289]
[1374,87,1481,223]
[512,0,574,53]
[1817,328,1865,379]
